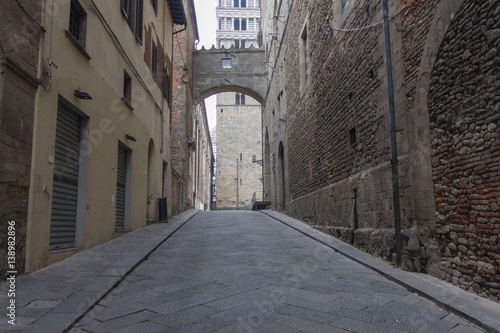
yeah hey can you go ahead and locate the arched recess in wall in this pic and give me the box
[427,0,499,294]
[264,128,271,201]
[147,138,156,222]
[406,0,465,205]
[278,141,285,211]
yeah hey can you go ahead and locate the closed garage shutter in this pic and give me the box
[115,143,127,231]
[50,103,81,250]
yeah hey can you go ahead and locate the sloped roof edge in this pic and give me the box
[167,0,187,26]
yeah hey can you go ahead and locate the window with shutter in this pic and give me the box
[151,0,158,15]
[152,40,157,79]
[121,0,143,44]
[135,0,143,44]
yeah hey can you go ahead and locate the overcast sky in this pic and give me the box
[193,0,218,132]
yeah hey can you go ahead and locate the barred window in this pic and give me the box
[69,0,87,47]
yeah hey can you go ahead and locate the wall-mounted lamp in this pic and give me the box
[74,90,92,100]
[125,134,136,142]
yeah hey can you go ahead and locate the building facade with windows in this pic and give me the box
[18,0,187,273]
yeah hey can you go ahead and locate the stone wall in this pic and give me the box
[262,0,480,279]
[0,0,41,278]
[216,92,262,209]
[192,47,266,104]
[428,0,500,301]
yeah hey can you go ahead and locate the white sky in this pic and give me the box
[193,0,218,132]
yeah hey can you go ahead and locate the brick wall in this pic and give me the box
[170,0,197,213]
[428,0,500,301]
[0,0,41,278]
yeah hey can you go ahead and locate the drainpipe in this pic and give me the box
[236,158,239,209]
[382,0,402,267]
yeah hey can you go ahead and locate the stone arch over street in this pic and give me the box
[193,46,267,105]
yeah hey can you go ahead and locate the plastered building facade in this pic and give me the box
[262,0,500,301]
[0,0,191,274]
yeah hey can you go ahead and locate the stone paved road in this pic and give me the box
[70,211,484,333]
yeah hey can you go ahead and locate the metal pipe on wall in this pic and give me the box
[382,0,402,267]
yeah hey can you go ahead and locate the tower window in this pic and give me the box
[235,93,246,105]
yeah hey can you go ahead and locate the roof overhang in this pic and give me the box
[167,0,187,26]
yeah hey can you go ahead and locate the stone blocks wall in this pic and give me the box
[216,92,262,209]
[262,0,483,281]
[428,0,500,301]
[192,47,266,104]
[0,0,41,278]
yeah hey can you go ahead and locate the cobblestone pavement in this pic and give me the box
[69,211,485,333]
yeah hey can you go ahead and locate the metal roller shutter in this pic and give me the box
[115,143,127,231]
[50,103,81,250]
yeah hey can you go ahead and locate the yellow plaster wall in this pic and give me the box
[25,0,175,272]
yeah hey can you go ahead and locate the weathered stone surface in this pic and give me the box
[429,0,500,301]
[0,0,41,278]
[193,48,266,104]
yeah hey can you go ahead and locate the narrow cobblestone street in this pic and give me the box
[66,211,483,333]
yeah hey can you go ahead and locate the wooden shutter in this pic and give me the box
[50,103,81,250]
[120,0,129,19]
[135,0,143,44]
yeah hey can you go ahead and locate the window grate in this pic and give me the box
[69,6,81,40]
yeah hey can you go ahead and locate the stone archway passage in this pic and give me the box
[193,46,267,105]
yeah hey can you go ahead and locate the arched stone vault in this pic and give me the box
[193,45,267,105]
